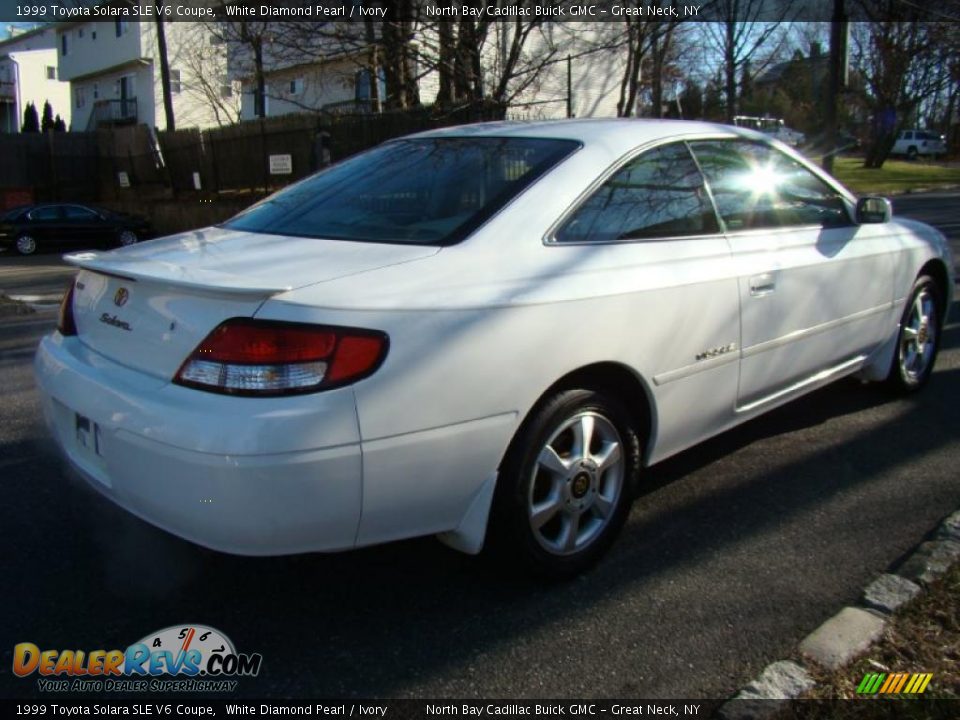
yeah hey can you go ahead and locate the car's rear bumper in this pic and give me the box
[34,333,363,555]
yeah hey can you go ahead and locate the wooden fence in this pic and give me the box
[0,103,507,211]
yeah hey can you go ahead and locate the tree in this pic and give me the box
[699,0,792,121]
[154,8,176,131]
[850,2,954,167]
[54,114,66,132]
[41,101,54,132]
[21,102,39,133]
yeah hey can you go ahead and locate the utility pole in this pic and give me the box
[566,55,573,119]
[822,0,848,174]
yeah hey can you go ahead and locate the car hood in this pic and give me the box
[63,226,441,294]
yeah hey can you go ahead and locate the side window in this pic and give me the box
[688,140,851,231]
[28,206,62,221]
[62,206,99,220]
[555,142,718,243]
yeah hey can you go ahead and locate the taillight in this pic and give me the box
[57,281,77,337]
[173,318,388,396]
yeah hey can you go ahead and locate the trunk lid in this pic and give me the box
[65,226,439,379]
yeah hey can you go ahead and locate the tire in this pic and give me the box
[14,234,37,256]
[906,146,918,161]
[117,230,139,247]
[487,388,642,579]
[886,275,943,393]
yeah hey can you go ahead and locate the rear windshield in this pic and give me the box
[222,137,579,245]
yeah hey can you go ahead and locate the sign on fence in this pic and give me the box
[117,171,130,188]
[269,154,293,175]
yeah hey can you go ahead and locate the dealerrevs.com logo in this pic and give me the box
[13,624,262,693]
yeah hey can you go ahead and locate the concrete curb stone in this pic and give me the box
[861,574,922,615]
[716,508,960,717]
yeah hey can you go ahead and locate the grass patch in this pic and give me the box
[801,562,960,705]
[828,157,960,195]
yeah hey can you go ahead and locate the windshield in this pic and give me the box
[222,137,579,245]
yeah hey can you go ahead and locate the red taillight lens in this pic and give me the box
[174,318,388,396]
[57,281,77,337]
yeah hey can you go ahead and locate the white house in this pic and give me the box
[230,23,629,121]
[0,26,72,133]
[56,9,238,132]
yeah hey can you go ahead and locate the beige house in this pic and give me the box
[231,23,628,121]
[56,11,239,131]
[0,26,71,133]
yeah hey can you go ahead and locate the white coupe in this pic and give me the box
[35,120,955,577]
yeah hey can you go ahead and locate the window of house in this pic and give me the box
[220,81,233,99]
[92,29,97,40]
[688,140,851,231]
[75,86,85,109]
[115,20,128,37]
[170,69,181,94]
[61,35,67,56]
[78,28,84,39]
[46,66,56,81]
[93,83,99,99]
[555,143,718,243]
[289,78,304,96]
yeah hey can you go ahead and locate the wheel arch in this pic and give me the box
[918,259,951,315]
[502,361,658,471]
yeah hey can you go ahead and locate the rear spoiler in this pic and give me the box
[63,251,292,295]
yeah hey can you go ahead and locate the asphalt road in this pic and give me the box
[1,193,959,701]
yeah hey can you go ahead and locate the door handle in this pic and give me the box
[749,272,776,296]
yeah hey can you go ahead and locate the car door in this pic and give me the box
[688,139,895,411]
[551,140,741,462]
[24,205,66,247]
[61,204,108,248]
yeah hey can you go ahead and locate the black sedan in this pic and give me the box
[0,203,153,256]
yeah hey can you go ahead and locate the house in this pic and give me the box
[0,26,71,133]
[229,23,628,121]
[56,5,239,131]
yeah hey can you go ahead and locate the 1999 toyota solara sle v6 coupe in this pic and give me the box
[35,120,954,577]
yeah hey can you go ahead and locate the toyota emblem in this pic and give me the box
[114,287,129,307]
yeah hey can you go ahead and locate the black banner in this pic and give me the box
[1,0,959,25]
[2,699,960,719]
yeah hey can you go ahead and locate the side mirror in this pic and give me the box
[856,197,892,224]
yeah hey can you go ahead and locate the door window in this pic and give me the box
[62,205,100,220]
[28,206,62,221]
[688,140,851,231]
[555,142,718,243]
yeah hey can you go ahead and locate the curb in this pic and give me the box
[717,508,960,719]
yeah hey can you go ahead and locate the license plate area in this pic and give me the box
[74,412,110,486]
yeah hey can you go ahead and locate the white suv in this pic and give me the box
[892,130,947,159]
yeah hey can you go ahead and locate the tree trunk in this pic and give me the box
[724,21,737,123]
[155,12,175,131]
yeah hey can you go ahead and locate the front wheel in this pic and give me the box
[487,388,642,579]
[886,275,943,392]
[15,234,37,256]
[906,146,919,161]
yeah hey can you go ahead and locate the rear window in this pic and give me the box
[222,137,579,245]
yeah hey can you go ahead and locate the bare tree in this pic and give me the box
[699,0,791,122]
[850,1,954,167]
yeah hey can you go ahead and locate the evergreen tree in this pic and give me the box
[54,114,66,132]
[41,101,55,132]
[21,102,40,133]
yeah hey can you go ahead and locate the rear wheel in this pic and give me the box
[906,146,918,161]
[487,388,642,579]
[886,275,942,392]
[15,234,37,256]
